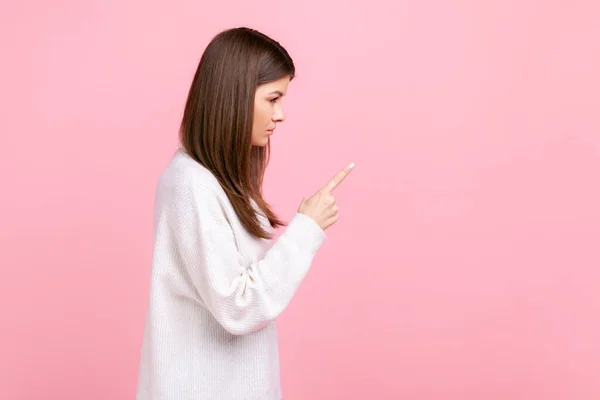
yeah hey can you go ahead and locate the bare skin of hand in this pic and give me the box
[298,162,355,230]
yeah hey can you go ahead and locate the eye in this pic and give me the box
[269,97,280,103]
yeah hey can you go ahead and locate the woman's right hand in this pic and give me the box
[297,163,355,230]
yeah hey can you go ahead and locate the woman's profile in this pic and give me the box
[136,26,353,400]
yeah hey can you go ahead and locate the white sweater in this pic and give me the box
[136,148,326,400]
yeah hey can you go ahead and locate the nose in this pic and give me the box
[273,107,286,123]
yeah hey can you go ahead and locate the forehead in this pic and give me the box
[257,76,291,95]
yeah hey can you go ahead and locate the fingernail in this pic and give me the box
[349,162,355,169]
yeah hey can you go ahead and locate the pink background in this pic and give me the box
[1,1,599,399]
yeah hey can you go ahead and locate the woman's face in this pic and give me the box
[251,76,290,147]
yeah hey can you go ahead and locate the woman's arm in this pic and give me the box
[168,180,326,336]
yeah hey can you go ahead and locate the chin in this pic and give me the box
[252,137,270,147]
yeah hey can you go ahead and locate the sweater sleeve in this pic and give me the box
[169,180,327,335]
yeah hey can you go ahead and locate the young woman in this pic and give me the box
[136,26,354,400]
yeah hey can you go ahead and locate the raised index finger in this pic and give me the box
[322,162,355,193]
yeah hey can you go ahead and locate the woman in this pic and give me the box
[136,27,354,400]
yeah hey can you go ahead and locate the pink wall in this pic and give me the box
[1,1,599,399]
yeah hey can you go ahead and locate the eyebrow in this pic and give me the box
[268,91,285,96]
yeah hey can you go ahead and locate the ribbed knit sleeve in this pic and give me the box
[167,178,326,336]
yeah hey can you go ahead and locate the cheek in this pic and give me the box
[256,105,271,125]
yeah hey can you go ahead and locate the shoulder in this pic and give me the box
[155,148,229,212]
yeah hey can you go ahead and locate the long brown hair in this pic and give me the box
[179,27,295,240]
